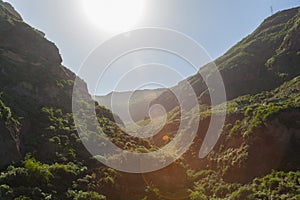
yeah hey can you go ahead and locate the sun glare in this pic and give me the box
[83,0,145,32]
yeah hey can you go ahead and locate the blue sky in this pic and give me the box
[5,0,300,95]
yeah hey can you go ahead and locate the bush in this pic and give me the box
[23,157,53,184]
[14,196,32,200]
[230,187,254,200]
[68,190,106,200]
[189,191,208,200]
[267,177,280,190]
[0,184,13,198]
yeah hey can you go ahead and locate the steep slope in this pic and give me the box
[0,96,21,166]
[134,76,300,200]
[137,6,300,187]
[0,0,87,166]
[0,2,76,111]
[0,1,128,167]
[153,6,300,110]
[0,2,152,199]
[199,75,300,182]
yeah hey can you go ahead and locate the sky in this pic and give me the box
[4,0,300,95]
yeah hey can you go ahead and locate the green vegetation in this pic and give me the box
[0,155,104,199]
[0,2,300,200]
[187,170,300,199]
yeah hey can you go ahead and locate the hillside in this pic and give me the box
[95,88,166,124]
[0,0,80,165]
[0,1,148,199]
[0,2,300,200]
[153,6,300,110]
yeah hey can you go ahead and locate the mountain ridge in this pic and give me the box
[95,88,166,123]
[152,6,300,111]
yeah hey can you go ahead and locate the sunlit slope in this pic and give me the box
[153,7,300,110]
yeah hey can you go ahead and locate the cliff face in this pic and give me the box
[0,2,76,110]
[0,1,91,166]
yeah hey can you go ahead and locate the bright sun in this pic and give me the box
[83,0,145,32]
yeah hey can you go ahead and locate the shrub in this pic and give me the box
[244,107,253,117]
[189,191,208,200]
[14,196,32,200]
[68,190,106,200]
[0,184,13,198]
[267,177,280,190]
[230,187,254,200]
[23,157,53,184]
